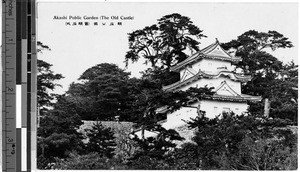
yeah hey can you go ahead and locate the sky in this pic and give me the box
[36,1,298,94]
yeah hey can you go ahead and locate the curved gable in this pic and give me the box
[207,44,232,58]
[214,81,240,97]
[180,67,197,81]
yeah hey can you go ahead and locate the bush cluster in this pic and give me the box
[39,111,297,170]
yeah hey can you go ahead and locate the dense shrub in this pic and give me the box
[187,112,297,170]
[164,142,201,170]
[213,136,297,170]
[53,152,126,170]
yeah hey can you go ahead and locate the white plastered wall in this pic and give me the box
[200,100,248,118]
[161,100,248,129]
[162,107,198,129]
[192,58,234,73]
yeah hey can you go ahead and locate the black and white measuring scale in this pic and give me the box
[2,0,37,171]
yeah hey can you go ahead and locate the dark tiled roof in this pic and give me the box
[163,70,251,92]
[171,40,242,72]
[207,94,261,102]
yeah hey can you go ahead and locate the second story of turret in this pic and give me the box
[171,39,242,81]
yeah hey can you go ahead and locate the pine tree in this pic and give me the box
[37,41,64,116]
[125,13,206,85]
[85,121,117,158]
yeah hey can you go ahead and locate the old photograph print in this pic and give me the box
[36,1,298,170]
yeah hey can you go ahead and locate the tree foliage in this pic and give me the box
[66,63,138,121]
[53,152,126,170]
[127,85,214,169]
[37,95,85,169]
[165,142,200,170]
[267,61,298,121]
[127,125,184,170]
[65,62,213,122]
[130,126,184,157]
[221,30,297,122]
[221,30,293,95]
[37,42,79,169]
[185,112,297,170]
[84,121,117,158]
[38,95,83,137]
[125,13,206,85]
[37,41,64,115]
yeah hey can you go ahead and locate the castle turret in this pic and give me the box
[160,39,261,129]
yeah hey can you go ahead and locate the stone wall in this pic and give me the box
[79,121,138,161]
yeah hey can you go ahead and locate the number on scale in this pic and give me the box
[6,87,14,92]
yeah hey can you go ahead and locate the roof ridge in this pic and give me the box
[200,40,218,52]
[170,40,241,72]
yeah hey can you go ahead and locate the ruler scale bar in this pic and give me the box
[21,128,27,171]
[2,0,17,172]
[16,0,21,85]
[21,1,28,171]
[30,0,37,170]
[16,85,21,128]
[16,0,22,170]
[21,41,27,128]
[16,129,21,172]
[2,0,36,171]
